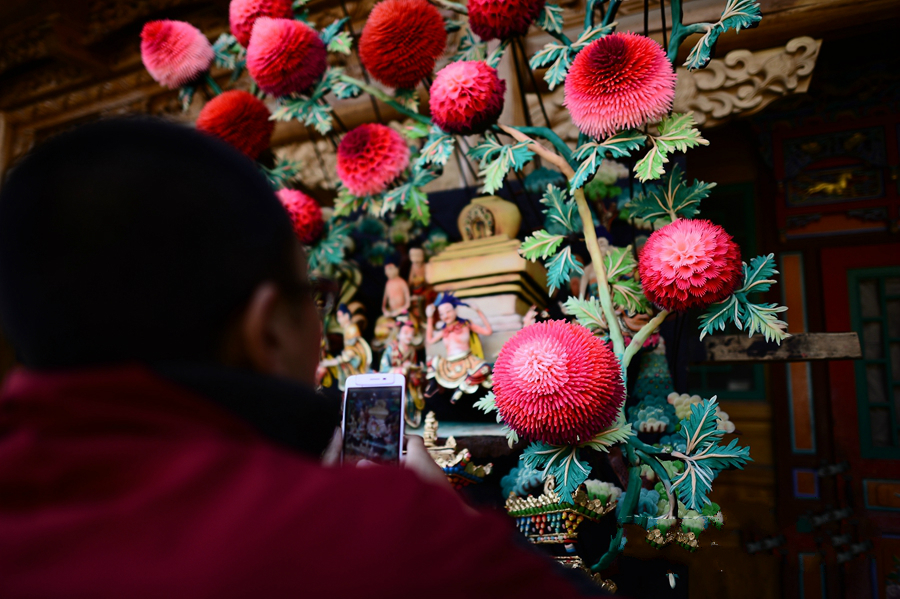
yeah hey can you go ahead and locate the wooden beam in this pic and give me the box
[701,332,861,363]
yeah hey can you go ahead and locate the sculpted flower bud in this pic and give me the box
[141,20,214,89]
[336,124,410,197]
[429,61,505,135]
[195,90,274,160]
[246,17,327,97]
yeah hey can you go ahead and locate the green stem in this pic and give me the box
[508,126,575,167]
[635,449,677,519]
[666,0,709,64]
[591,444,641,573]
[621,309,670,369]
[427,0,467,14]
[338,74,431,126]
[602,0,623,27]
[572,188,626,358]
[205,74,223,96]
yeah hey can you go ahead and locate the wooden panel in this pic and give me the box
[702,332,861,362]
[799,553,825,599]
[864,479,900,511]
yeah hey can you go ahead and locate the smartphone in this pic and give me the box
[341,373,406,466]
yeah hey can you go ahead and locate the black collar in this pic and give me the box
[153,363,341,459]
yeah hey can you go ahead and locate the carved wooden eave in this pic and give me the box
[672,36,822,129]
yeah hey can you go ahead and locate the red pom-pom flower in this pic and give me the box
[336,124,410,197]
[429,61,506,135]
[359,0,446,89]
[246,17,327,97]
[229,0,293,47]
[195,90,274,160]
[638,219,743,312]
[493,320,625,445]
[565,32,676,139]
[468,0,544,41]
[141,20,214,89]
[276,189,324,244]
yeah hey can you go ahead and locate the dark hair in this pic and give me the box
[337,303,351,316]
[0,117,299,368]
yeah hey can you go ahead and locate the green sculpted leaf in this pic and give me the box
[473,391,497,415]
[529,42,569,69]
[503,425,520,448]
[475,141,536,195]
[572,22,616,49]
[604,246,637,282]
[403,121,431,140]
[305,102,333,134]
[395,88,419,112]
[327,30,352,54]
[211,33,244,70]
[671,397,751,511]
[634,145,667,182]
[417,127,455,168]
[626,164,715,223]
[635,114,708,182]
[452,28,487,62]
[544,50,573,90]
[655,113,708,154]
[537,3,564,34]
[331,74,361,99]
[571,144,603,190]
[319,17,348,45]
[738,253,779,295]
[741,302,790,343]
[522,442,591,499]
[540,184,578,233]
[546,246,584,294]
[600,129,648,158]
[579,419,633,452]
[520,230,566,261]
[563,297,607,331]
[684,0,762,71]
[698,254,790,343]
[404,186,430,225]
[486,39,510,70]
[612,278,650,314]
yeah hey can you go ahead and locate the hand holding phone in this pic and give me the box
[341,373,406,466]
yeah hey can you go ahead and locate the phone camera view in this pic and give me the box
[343,387,403,465]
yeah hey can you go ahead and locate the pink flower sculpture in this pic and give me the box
[246,17,327,97]
[195,90,274,160]
[140,20,214,89]
[565,32,676,139]
[468,0,545,41]
[493,320,625,445]
[276,189,324,244]
[359,0,447,89]
[336,124,410,197]
[229,0,293,47]
[429,61,506,135]
[638,219,743,312]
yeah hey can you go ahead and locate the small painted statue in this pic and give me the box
[379,318,425,427]
[425,292,493,402]
[320,303,373,390]
[373,258,411,348]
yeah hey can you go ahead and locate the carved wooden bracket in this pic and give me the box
[672,36,822,128]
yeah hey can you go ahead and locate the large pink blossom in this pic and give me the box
[429,61,505,135]
[336,124,410,197]
[565,32,676,139]
[493,320,625,445]
[638,219,743,312]
[246,17,327,97]
[141,20,214,89]
[195,90,274,160]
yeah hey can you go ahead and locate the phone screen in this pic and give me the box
[342,385,404,465]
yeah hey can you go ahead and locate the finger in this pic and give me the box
[321,427,342,466]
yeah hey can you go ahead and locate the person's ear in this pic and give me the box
[237,282,296,376]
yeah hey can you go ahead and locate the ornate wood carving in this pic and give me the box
[672,36,822,128]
